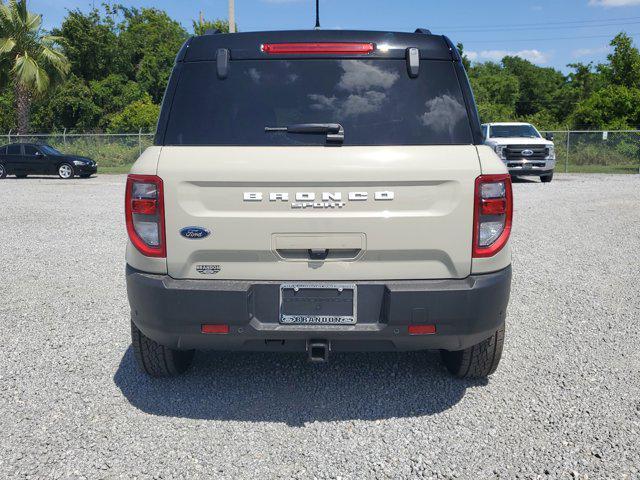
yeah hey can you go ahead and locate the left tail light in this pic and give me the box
[125,174,166,258]
[473,174,513,258]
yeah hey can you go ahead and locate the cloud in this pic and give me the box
[465,49,551,64]
[307,61,398,118]
[572,45,612,57]
[589,0,640,6]
[419,95,468,136]
[337,60,399,92]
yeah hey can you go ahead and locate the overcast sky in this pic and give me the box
[31,0,640,72]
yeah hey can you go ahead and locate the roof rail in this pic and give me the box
[414,28,432,35]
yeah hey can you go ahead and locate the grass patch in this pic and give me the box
[561,164,640,174]
[99,165,132,174]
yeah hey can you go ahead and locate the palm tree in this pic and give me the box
[0,0,69,134]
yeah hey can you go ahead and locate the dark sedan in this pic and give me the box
[0,143,97,179]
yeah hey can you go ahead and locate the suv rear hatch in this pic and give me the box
[155,31,482,281]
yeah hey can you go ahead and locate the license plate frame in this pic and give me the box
[279,283,357,325]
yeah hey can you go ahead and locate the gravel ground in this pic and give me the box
[0,173,639,479]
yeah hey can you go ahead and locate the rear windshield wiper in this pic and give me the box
[265,123,344,145]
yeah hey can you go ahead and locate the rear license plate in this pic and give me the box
[279,284,357,325]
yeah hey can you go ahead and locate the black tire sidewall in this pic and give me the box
[0,164,6,179]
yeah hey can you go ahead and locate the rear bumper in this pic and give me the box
[506,158,555,176]
[126,265,512,352]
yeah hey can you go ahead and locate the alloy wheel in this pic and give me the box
[59,164,73,179]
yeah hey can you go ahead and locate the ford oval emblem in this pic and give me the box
[180,226,211,239]
[521,149,534,157]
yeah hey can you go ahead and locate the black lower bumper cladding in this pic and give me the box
[127,265,511,352]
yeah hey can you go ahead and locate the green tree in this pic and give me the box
[30,74,100,131]
[599,33,640,89]
[193,17,233,35]
[502,56,566,119]
[0,0,70,133]
[108,94,160,132]
[571,84,640,129]
[90,74,145,129]
[52,8,118,81]
[0,86,14,131]
[117,7,188,103]
[567,62,599,101]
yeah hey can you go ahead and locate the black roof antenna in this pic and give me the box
[315,0,320,29]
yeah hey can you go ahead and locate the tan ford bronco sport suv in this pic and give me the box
[125,29,513,378]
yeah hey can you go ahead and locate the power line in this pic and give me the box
[461,31,639,44]
[440,20,640,33]
[431,16,640,30]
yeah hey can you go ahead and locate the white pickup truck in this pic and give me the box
[482,122,556,182]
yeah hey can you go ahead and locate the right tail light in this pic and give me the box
[125,174,166,258]
[473,174,513,258]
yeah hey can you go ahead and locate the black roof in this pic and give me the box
[180,30,458,62]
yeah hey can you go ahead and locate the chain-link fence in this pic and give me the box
[2,130,640,173]
[0,132,155,168]
[541,130,640,174]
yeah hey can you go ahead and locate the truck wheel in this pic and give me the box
[440,324,505,378]
[541,173,553,183]
[0,164,6,179]
[131,320,195,377]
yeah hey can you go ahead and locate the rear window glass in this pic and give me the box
[162,59,472,146]
[7,145,20,155]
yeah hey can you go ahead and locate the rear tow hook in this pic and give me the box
[307,340,330,363]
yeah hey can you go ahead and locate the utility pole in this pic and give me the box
[229,0,236,33]
[315,0,320,29]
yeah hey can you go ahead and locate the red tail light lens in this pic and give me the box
[473,174,513,258]
[261,42,375,55]
[125,174,166,258]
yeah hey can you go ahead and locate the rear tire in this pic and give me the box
[441,324,505,378]
[0,164,6,179]
[131,319,195,377]
[58,163,74,179]
[541,172,553,183]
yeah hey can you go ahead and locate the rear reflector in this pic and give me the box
[201,324,230,334]
[131,198,157,215]
[480,197,507,216]
[261,42,375,55]
[408,325,436,335]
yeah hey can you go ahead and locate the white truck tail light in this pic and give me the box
[125,175,166,258]
[473,174,513,258]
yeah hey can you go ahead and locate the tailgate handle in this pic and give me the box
[275,248,362,261]
[308,249,329,261]
[273,233,365,261]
